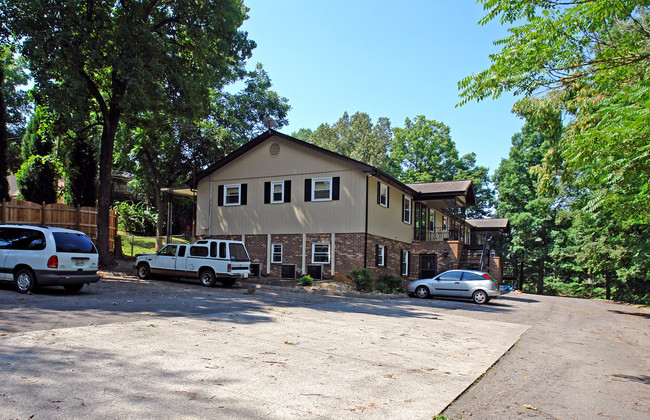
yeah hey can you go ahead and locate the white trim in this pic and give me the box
[377,244,386,267]
[301,233,306,274]
[403,196,412,224]
[312,177,332,201]
[312,242,330,264]
[271,243,283,264]
[224,184,241,206]
[331,233,335,274]
[270,180,284,204]
[378,182,388,207]
[266,234,271,275]
[401,249,409,276]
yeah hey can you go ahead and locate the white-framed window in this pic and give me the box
[402,195,412,224]
[378,182,388,207]
[376,244,386,267]
[224,184,241,206]
[312,177,332,201]
[312,242,330,264]
[271,181,284,204]
[401,249,409,276]
[442,215,448,231]
[271,243,283,263]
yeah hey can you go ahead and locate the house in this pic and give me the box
[189,129,507,282]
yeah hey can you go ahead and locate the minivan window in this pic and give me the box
[229,243,249,261]
[0,228,46,250]
[53,232,97,253]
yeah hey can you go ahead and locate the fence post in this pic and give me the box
[75,206,81,230]
[41,202,46,225]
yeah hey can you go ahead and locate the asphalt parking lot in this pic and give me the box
[0,271,648,419]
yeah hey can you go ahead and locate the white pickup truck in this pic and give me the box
[134,239,251,287]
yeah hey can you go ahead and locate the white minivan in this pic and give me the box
[0,224,100,293]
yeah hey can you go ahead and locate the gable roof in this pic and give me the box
[406,180,476,206]
[189,129,476,207]
[466,218,510,232]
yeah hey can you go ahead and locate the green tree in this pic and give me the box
[5,0,255,265]
[493,100,563,294]
[64,133,97,207]
[0,46,29,199]
[390,116,459,182]
[298,111,393,170]
[115,64,289,243]
[16,155,59,204]
[460,0,650,302]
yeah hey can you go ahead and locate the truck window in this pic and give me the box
[158,245,177,256]
[177,245,186,257]
[229,243,249,261]
[210,242,217,258]
[219,242,227,258]
[190,245,208,257]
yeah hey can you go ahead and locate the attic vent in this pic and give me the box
[269,142,280,157]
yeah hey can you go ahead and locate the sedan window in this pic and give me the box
[438,271,462,281]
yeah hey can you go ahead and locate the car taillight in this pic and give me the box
[481,273,493,280]
[47,255,58,269]
[227,263,231,272]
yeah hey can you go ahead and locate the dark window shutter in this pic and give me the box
[217,185,224,206]
[375,244,380,267]
[385,247,388,266]
[284,180,291,203]
[332,177,340,200]
[264,182,271,204]
[304,178,312,202]
[407,251,410,276]
[241,184,247,205]
[377,181,381,205]
[400,250,404,275]
[401,194,405,221]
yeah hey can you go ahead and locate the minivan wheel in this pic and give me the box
[15,269,36,294]
[199,269,216,287]
[415,285,430,299]
[64,284,84,293]
[137,263,151,280]
[472,290,488,304]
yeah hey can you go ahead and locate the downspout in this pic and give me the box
[363,173,370,268]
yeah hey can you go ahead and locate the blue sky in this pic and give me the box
[241,0,523,174]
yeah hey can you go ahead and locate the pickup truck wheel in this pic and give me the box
[199,269,216,287]
[220,278,236,287]
[137,263,151,280]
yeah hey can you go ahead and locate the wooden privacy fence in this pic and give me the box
[0,200,118,250]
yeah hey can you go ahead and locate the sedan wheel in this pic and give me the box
[472,290,488,304]
[415,285,430,299]
[15,269,36,294]
[200,269,216,287]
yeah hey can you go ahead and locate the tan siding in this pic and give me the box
[367,177,413,243]
[197,136,367,235]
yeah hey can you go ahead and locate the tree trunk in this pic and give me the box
[536,258,544,295]
[96,109,121,267]
[154,185,165,251]
[605,270,611,300]
[0,65,11,201]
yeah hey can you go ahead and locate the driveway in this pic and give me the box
[0,271,647,419]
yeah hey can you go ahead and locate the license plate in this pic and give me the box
[73,259,85,267]
[243,273,248,278]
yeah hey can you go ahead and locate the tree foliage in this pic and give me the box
[4,0,255,265]
[465,1,650,302]
[298,111,393,170]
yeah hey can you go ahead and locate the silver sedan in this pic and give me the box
[407,269,500,304]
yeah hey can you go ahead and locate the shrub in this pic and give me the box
[377,274,405,294]
[115,201,157,236]
[300,275,314,286]
[348,268,374,292]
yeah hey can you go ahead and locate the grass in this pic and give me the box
[118,232,192,257]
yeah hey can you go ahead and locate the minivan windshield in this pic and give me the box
[229,243,249,261]
[53,232,97,253]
